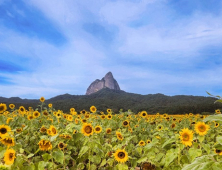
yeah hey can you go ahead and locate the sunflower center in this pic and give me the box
[85,126,92,133]
[51,128,56,134]
[123,121,128,125]
[198,125,206,132]
[0,106,4,111]
[4,138,12,144]
[183,133,189,141]
[107,129,111,133]
[0,128,7,134]
[9,153,14,160]
[216,149,221,154]
[118,152,125,159]
[59,143,64,148]
[96,127,100,131]
[20,108,24,112]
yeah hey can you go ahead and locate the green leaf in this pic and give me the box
[216,136,222,144]
[204,114,222,122]
[100,159,106,167]
[42,153,52,162]
[198,136,205,143]
[52,150,64,164]
[78,146,89,158]
[165,148,178,167]
[188,148,202,162]
[27,153,34,158]
[23,164,35,170]
[50,134,59,142]
[77,163,85,170]
[137,157,147,163]
[117,163,128,170]
[38,161,48,170]
[19,148,24,154]
[162,138,176,149]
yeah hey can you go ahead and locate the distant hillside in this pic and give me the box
[1,88,221,114]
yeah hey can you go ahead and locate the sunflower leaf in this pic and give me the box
[78,146,89,158]
[52,150,64,164]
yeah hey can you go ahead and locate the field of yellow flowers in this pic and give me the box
[0,96,222,170]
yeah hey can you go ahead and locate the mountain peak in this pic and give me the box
[86,72,120,95]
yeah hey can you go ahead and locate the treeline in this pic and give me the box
[1,88,222,115]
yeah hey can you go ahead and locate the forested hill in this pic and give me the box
[1,88,221,114]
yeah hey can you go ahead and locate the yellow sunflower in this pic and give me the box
[0,103,7,114]
[141,162,156,170]
[179,128,193,146]
[140,111,147,118]
[27,115,34,120]
[157,124,163,131]
[100,115,106,120]
[47,125,58,136]
[194,122,210,136]
[139,140,146,146]
[113,149,128,163]
[107,114,112,120]
[90,106,97,113]
[40,126,47,133]
[214,149,222,155]
[81,123,93,136]
[171,123,176,129]
[42,110,49,116]
[215,109,221,114]
[4,149,16,165]
[0,125,11,137]
[18,106,26,114]
[116,132,124,141]
[214,122,219,128]
[58,142,67,150]
[6,118,13,124]
[94,125,102,133]
[70,108,75,112]
[40,97,45,102]
[107,109,112,114]
[38,139,52,151]
[1,136,15,147]
[16,128,22,133]
[106,128,112,134]
[33,111,40,118]
[67,115,73,121]
[9,104,15,110]
[122,120,130,127]
[48,103,52,108]
[146,139,151,144]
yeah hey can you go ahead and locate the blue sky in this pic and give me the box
[0,0,222,99]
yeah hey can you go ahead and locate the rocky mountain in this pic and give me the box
[86,72,120,95]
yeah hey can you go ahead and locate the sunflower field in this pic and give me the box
[0,97,222,170]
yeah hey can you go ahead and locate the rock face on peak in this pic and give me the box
[86,72,120,95]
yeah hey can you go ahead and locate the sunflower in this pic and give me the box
[70,108,75,112]
[146,139,151,144]
[81,123,93,136]
[48,103,52,108]
[215,109,221,114]
[0,104,7,114]
[65,134,72,139]
[33,111,40,118]
[157,124,163,131]
[16,128,22,133]
[67,115,73,121]
[172,117,177,121]
[214,149,222,155]
[100,115,106,120]
[113,149,128,163]
[140,111,147,118]
[106,128,112,134]
[58,142,67,150]
[107,114,112,120]
[107,109,112,114]
[27,115,34,120]
[122,120,130,127]
[90,106,97,113]
[40,97,45,102]
[75,118,79,124]
[80,110,86,114]
[18,106,26,114]
[194,122,210,136]
[40,126,47,133]
[116,132,124,141]
[42,110,49,116]
[1,136,15,147]
[0,125,11,137]
[73,130,78,134]
[38,139,52,151]
[179,128,193,146]
[171,123,176,129]
[4,149,16,165]
[6,118,13,124]
[9,104,15,110]
[139,140,146,146]
[47,125,57,136]
[128,128,133,133]
[214,122,219,128]
[85,114,90,119]
[56,112,61,118]
[141,162,156,170]
[94,126,102,133]
[81,119,87,123]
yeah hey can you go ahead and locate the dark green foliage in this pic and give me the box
[1,88,221,114]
